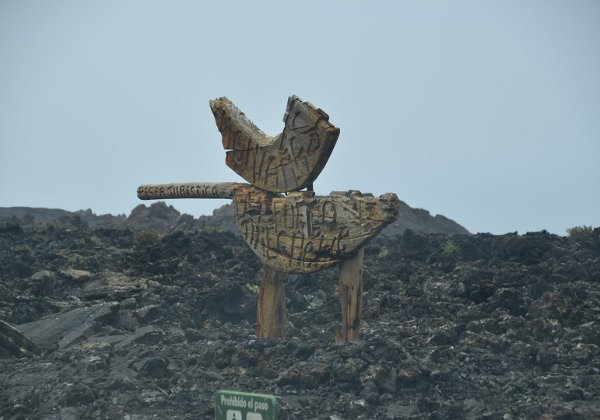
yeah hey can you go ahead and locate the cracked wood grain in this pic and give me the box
[232,186,399,273]
[210,96,340,193]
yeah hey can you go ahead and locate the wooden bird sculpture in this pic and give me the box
[138,95,399,340]
[210,96,340,193]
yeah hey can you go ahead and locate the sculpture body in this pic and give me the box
[232,187,398,273]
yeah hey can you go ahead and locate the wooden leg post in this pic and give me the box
[336,247,364,342]
[256,265,287,338]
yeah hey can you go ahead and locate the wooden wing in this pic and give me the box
[210,96,340,193]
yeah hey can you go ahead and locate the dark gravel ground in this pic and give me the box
[1,220,599,419]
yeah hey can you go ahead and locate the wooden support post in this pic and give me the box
[256,265,287,338]
[336,247,365,342]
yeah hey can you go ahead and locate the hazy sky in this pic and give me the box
[1,1,599,235]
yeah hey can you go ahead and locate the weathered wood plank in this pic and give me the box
[232,186,399,273]
[335,247,364,342]
[210,96,340,193]
[137,182,244,200]
[256,265,287,338]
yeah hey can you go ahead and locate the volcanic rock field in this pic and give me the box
[0,206,599,419]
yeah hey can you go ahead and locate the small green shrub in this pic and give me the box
[245,283,260,294]
[377,247,390,259]
[89,235,103,246]
[66,253,86,267]
[134,231,164,245]
[442,240,459,256]
[567,225,594,240]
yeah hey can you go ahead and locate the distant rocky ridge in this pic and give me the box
[0,198,469,236]
[381,199,468,236]
[0,207,128,230]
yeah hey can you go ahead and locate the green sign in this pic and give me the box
[215,390,278,420]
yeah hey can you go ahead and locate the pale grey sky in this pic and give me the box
[1,0,599,234]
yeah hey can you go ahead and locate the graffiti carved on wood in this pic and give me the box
[137,182,242,200]
[210,96,340,193]
[232,186,398,273]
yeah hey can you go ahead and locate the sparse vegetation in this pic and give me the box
[245,282,260,294]
[567,225,594,240]
[133,231,165,245]
[66,253,86,267]
[442,239,459,257]
[89,235,103,246]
